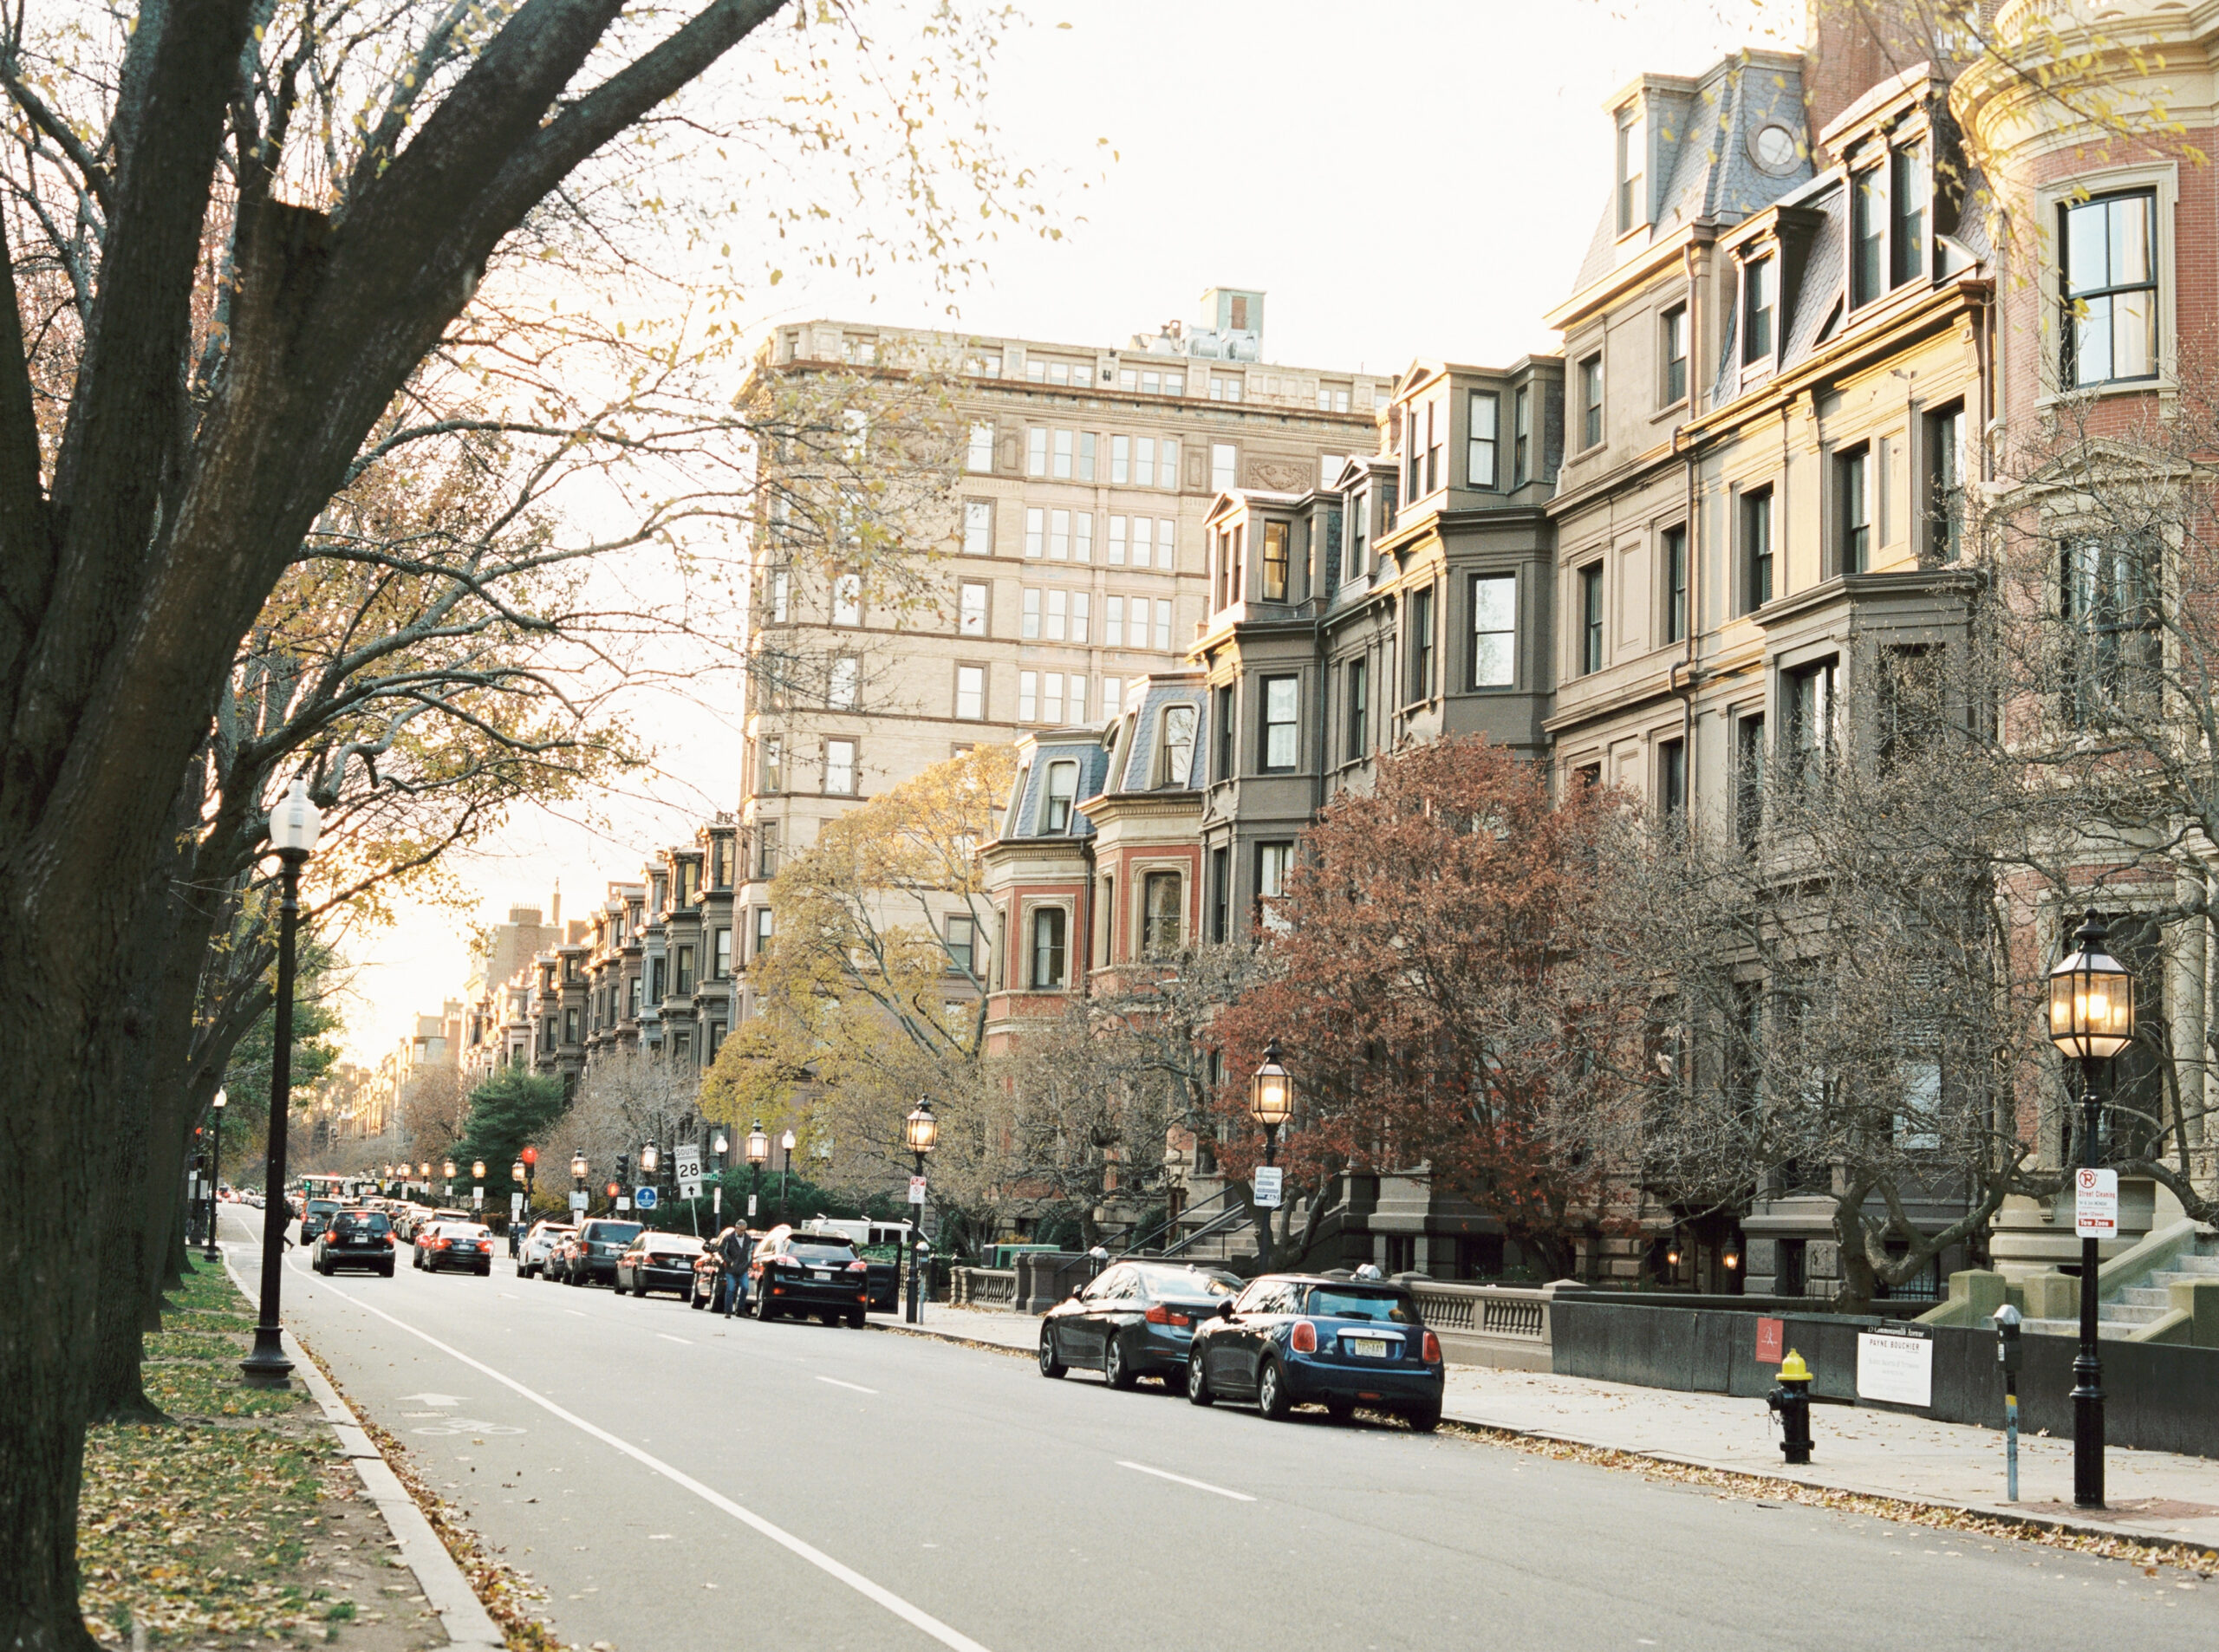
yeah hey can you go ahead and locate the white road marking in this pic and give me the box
[1116,1460,1256,1502]
[563,1310,585,1317]
[275,1278,996,1652]
[816,1376,877,1395]
[656,1334,693,1345]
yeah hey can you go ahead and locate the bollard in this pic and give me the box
[1767,1349,1815,1465]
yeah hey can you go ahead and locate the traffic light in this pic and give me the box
[615,1153,629,1187]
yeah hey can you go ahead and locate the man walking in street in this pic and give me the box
[719,1222,754,1317]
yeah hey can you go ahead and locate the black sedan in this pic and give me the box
[748,1226,869,1327]
[1038,1261,1240,1389]
[297,1198,340,1246]
[413,1220,495,1276]
[615,1232,705,1298]
[1185,1273,1444,1430]
[312,1208,396,1276]
[567,1219,644,1286]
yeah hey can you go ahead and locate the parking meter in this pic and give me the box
[1993,1303,2022,1376]
[1994,1304,2023,1501]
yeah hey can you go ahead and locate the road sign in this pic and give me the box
[472,1187,484,1207]
[616,1195,632,1212]
[2075,1167,2119,1238]
[908,1175,927,1206]
[1253,1167,1284,1209]
[634,1186,658,1211]
[674,1144,701,1181]
[510,1192,524,1218]
[678,1176,703,1200]
[747,1193,758,1218]
[569,1190,587,1212]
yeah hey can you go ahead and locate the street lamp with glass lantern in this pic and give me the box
[2047,908,2135,1510]
[242,777,322,1388]
[570,1150,588,1218]
[745,1122,769,1226]
[1250,1038,1293,1163]
[472,1160,486,1213]
[903,1100,937,1323]
[779,1128,797,1224]
[443,1157,456,1203]
[711,1131,729,1224]
[510,1159,526,1255]
[201,1087,229,1259]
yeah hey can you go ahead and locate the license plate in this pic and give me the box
[1348,1337,1389,1358]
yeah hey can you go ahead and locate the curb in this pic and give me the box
[875,1311,2218,1564]
[217,1240,505,1650]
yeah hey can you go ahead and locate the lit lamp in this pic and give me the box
[1249,1038,1293,1166]
[2047,908,2135,1511]
[779,1128,797,1224]
[443,1157,456,1201]
[201,1087,229,1260]
[712,1132,729,1223]
[641,1142,660,1178]
[746,1122,769,1227]
[243,776,322,1389]
[902,1100,937,1324]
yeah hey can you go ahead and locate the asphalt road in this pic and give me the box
[222,1208,2216,1652]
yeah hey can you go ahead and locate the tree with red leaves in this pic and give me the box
[1211,736,1649,1278]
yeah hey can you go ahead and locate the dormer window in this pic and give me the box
[2061,191,2157,388]
[1742,257,1776,365]
[1616,101,1646,235]
[1043,761,1078,833]
[1261,521,1291,601]
[1891,141,1929,286]
[1158,705,1197,788]
[1851,166,1885,307]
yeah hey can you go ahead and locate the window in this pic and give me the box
[1208,846,1230,943]
[828,655,858,709]
[1743,257,1775,364]
[759,736,784,794]
[1210,374,1243,401]
[959,581,988,636]
[1030,907,1067,988]
[1926,402,1965,563]
[1471,573,1515,687]
[1044,761,1078,831]
[1786,659,1840,794]
[1109,517,1127,566]
[1663,524,1689,643]
[1052,428,1073,478]
[1133,517,1154,570]
[755,820,779,879]
[1851,166,1885,307]
[1159,705,1196,787]
[1662,305,1689,404]
[946,914,975,975]
[1046,589,1068,640]
[1891,141,1928,287]
[1658,738,1687,817]
[966,422,993,472]
[1142,871,1182,958]
[768,569,790,624]
[1261,676,1299,770]
[628,975,642,1017]
[1024,507,1044,558]
[832,572,861,626]
[564,1007,579,1044]
[1049,509,1070,560]
[2060,535,2160,724]
[1018,670,1038,722]
[713,929,732,979]
[1067,674,1086,722]
[1837,446,1871,575]
[955,664,985,720]
[713,836,732,889]
[753,907,774,960]
[1579,563,1604,675]
[1345,656,1370,759]
[963,500,992,556]
[1425,398,1443,494]
[1152,598,1172,650]
[1615,101,1645,234]
[1104,595,1125,647]
[1074,511,1094,563]
[1409,586,1436,700]
[1025,428,1047,477]
[1262,521,1290,600]
[1136,437,1157,488]
[1161,439,1181,489]
[1021,589,1041,639]
[966,354,1000,378]
[1212,685,1234,781]
[824,738,856,795]
[1466,390,1500,487]
[1101,677,1123,719]
[1579,354,1604,449]
[1256,842,1292,933]
[2061,192,2157,388]
[1735,713,1766,846]
[1513,387,1532,484]
[1741,488,1773,611]
[1211,443,1237,491]
[1071,592,1090,641]
[1878,644,1943,770]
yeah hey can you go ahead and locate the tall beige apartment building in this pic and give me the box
[735,291,1378,1005]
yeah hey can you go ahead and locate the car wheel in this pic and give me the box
[847,1310,866,1330]
[1325,1398,1356,1426]
[1104,1334,1138,1391]
[690,1289,707,1311]
[379,1265,394,1278]
[1038,1326,1067,1380]
[754,1290,777,1323]
[1186,1354,1214,1407]
[569,1267,583,1286]
[1257,1358,1292,1421]
[1405,1401,1442,1434]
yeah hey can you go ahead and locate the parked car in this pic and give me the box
[1038,1261,1241,1389]
[567,1219,644,1287]
[615,1232,706,1298]
[543,1230,582,1285]
[1184,1273,1443,1430]
[312,1208,397,1277]
[747,1226,869,1326]
[518,1220,574,1280]
[413,1220,495,1276]
[801,1219,907,1311]
[297,1198,341,1246]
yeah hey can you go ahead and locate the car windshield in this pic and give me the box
[1136,1265,1239,1298]
[306,1200,338,1215]
[585,1223,643,1245]
[788,1240,857,1262]
[333,1213,388,1233]
[1306,1288,1417,1324]
[648,1238,703,1254]
[446,1224,490,1239]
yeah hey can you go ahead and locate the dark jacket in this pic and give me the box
[719,1227,753,1271]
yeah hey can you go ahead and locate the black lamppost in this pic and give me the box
[418,1161,430,1201]
[711,1131,729,1226]
[641,1141,660,1226]
[443,1157,456,1205]
[2047,908,2136,1511]
[510,1159,526,1255]
[1250,1038,1292,1164]
[472,1159,486,1219]
[904,1099,937,1323]
[745,1122,769,1227]
[571,1151,588,1223]
[242,777,322,1388]
[201,1087,228,1259]
[779,1128,797,1225]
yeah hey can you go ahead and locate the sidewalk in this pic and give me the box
[886,1304,2219,1558]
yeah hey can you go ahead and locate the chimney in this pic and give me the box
[550,880,561,926]
[1802,0,1949,140]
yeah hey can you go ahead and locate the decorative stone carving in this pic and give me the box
[1249,458,1308,493]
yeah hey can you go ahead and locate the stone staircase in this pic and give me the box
[2024,1229,2219,1341]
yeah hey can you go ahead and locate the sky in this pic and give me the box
[337,0,1803,1063]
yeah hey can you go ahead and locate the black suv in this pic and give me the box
[312,1208,396,1277]
[747,1226,869,1326]
[569,1219,644,1287]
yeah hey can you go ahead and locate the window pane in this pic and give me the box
[2076,297,2114,386]
[2111,194,2151,284]
[2112,288,2156,378]
[1025,507,1044,558]
[1133,517,1154,569]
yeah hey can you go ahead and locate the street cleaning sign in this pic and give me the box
[1253,1167,1284,1209]
[2074,1167,2119,1238]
